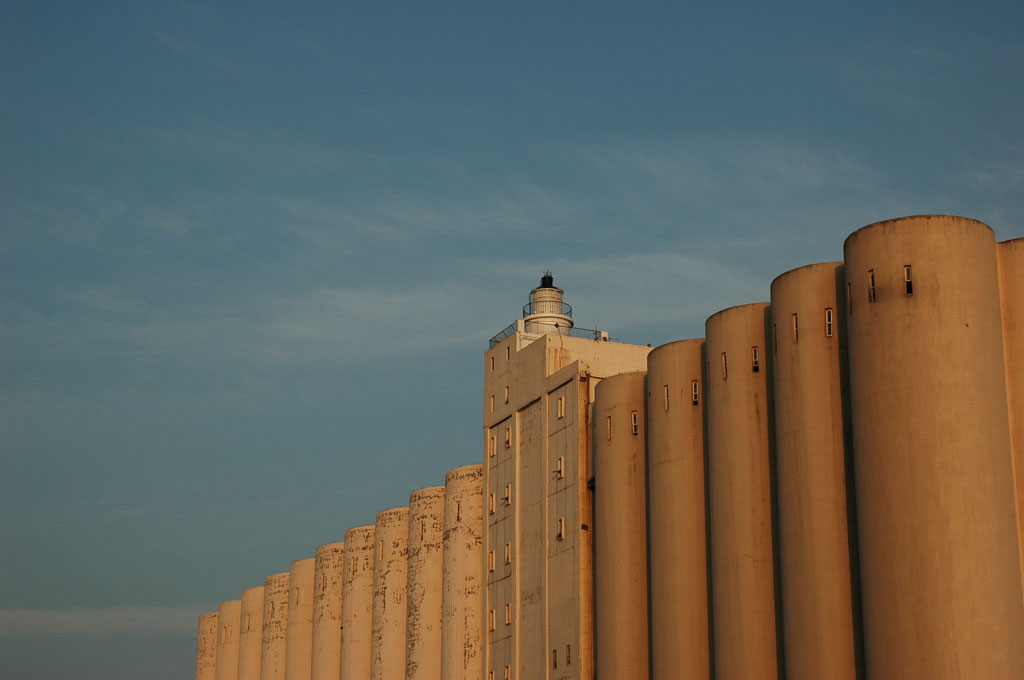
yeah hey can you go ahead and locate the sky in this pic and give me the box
[1,1,1022,678]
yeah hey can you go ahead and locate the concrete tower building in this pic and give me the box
[216,599,242,680]
[260,572,290,680]
[285,558,316,680]
[371,507,410,680]
[482,275,650,680]
[440,465,483,680]
[197,611,219,680]
[406,486,445,680]
[341,525,376,680]
[310,542,345,680]
[238,586,266,680]
[999,237,1024,591]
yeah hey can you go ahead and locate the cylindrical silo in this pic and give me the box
[406,486,446,680]
[261,572,290,680]
[197,611,219,680]
[341,525,376,680]
[770,262,861,680]
[371,507,410,680]
[216,599,242,680]
[845,215,1024,679]
[311,542,345,680]
[441,465,484,680]
[999,237,1024,595]
[285,558,316,680]
[593,372,649,680]
[646,338,710,680]
[705,302,781,680]
[239,586,266,680]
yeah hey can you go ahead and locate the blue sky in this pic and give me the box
[1,2,1022,678]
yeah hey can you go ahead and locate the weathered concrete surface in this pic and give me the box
[216,599,242,680]
[371,507,410,680]
[341,525,376,680]
[441,465,483,680]
[197,611,219,680]
[238,586,266,680]
[261,572,290,680]
[285,558,316,680]
[406,487,445,680]
[311,542,345,680]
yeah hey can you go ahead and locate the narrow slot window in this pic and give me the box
[504,427,511,448]
[488,671,495,680]
[488,493,495,514]
[904,265,913,295]
[751,346,760,372]
[867,269,876,302]
[503,483,512,506]
[552,649,558,670]
[825,308,834,337]
[504,667,511,680]
[567,644,572,665]
[556,395,565,419]
[488,610,496,631]
[556,517,565,541]
[663,385,670,411]
[504,603,511,624]
[631,411,639,436]
[792,313,799,342]
[245,613,251,631]
[504,386,509,404]
[505,346,510,360]
[504,542,511,564]
[295,588,301,606]
[554,456,564,479]
[691,380,699,405]
[221,626,228,643]
[490,356,495,371]
[489,435,496,457]
[488,550,495,572]
[721,352,728,380]
[456,501,462,522]
[489,395,494,413]
[606,415,612,440]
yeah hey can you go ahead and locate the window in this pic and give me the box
[488,671,495,680]
[566,644,572,665]
[294,588,301,606]
[504,603,511,624]
[691,380,699,405]
[489,435,496,457]
[503,483,512,506]
[490,395,494,413]
[504,386,509,403]
[504,667,511,680]
[867,269,876,302]
[505,346,510,360]
[792,313,799,342]
[488,610,496,631]
[552,649,558,670]
[556,517,565,541]
[504,543,511,564]
[751,346,760,372]
[631,411,639,435]
[663,385,670,411]
[554,456,564,479]
[721,352,728,380]
[488,550,495,572]
[504,427,511,448]
[221,626,228,643]
[456,501,462,522]
[244,613,252,631]
[490,356,495,371]
[904,265,913,295]
[488,493,495,514]
[825,308,834,337]
[556,396,565,419]
[606,415,612,440]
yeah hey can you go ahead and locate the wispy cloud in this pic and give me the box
[0,606,207,637]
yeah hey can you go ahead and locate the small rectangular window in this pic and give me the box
[631,411,639,435]
[488,550,495,572]
[792,313,799,342]
[488,610,496,631]
[825,308,834,337]
[606,415,612,440]
[567,644,572,665]
[556,517,565,541]
[488,671,495,680]
[488,493,495,514]
[751,346,760,372]
[552,649,558,669]
[868,269,876,302]
[245,613,252,631]
[504,667,511,680]
[490,395,495,413]
[295,588,301,606]
[721,352,728,380]
[663,385,670,411]
[221,626,228,643]
[691,380,699,405]
[503,483,512,506]
[505,346,510,360]
[504,603,511,625]
[490,356,495,371]
[504,543,511,564]
[504,427,511,448]
[554,456,564,479]
[489,435,496,457]
[456,501,462,522]
[556,395,565,419]
[904,265,913,295]
[504,386,509,404]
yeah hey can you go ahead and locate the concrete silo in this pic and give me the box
[705,302,781,680]
[371,507,410,680]
[216,599,242,680]
[406,486,446,680]
[238,586,265,680]
[310,542,345,680]
[844,215,1024,679]
[341,525,376,680]
[645,338,710,680]
[285,558,316,680]
[770,262,861,680]
[197,611,219,680]
[592,371,649,680]
[999,236,1024,593]
[440,465,483,680]
[261,572,290,680]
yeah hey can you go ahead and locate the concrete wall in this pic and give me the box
[216,600,242,680]
[341,525,376,680]
[310,542,345,680]
[770,262,862,680]
[371,507,410,680]
[441,465,483,680]
[285,558,315,680]
[592,371,649,680]
[845,215,1024,679]
[261,572,290,680]
[645,338,710,680]
[705,302,781,680]
[238,586,265,680]
[406,486,445,680]
[197,611,219,680]
[999,237,1024,595]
